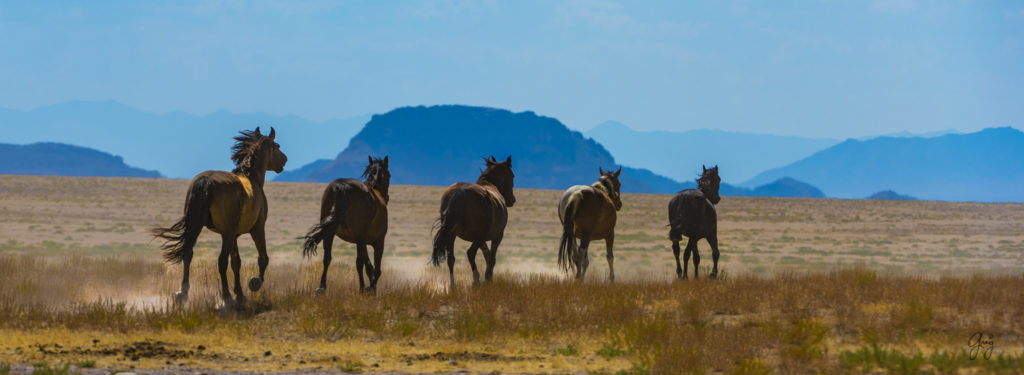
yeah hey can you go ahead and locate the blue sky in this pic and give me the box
[0,0,1021,138]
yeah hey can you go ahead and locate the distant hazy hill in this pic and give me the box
[743,127,1024,202]
[0,142,161,178]
[278,105,667,192]
[279,105,826,198]
[867,190,916,200]
[0,101,369,178]
[585,121,839,183]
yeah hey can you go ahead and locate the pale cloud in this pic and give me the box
[410,0,499,20]
[871,0,918,13]
[554,0,708,37]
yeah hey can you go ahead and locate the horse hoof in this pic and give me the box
[315,287,326,296]
[248,277,263,292]
[710,273,718,279]
[173,291,188,305]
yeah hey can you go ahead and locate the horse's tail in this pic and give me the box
[431,189,464,267]
[151,176,213,264]
[301,184,349,257]
[558,196,580,272]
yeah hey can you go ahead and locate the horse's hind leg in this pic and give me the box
[466,242,482,284]
[708,234,720,279]
[230,238,246,304]
[177,233,199,304]
[577,233,591,279]
[356,243,370,291]
[217,233,235,306]
[446,246,456,289]
[317,235,334,294]
[604,234,615,282]
[672,240,683,280]
[682,237,697,279]
[369,241,383,291]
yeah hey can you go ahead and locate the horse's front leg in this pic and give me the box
[605,234,615,282]
[356,243,370,292]
[370,241,384,291]
[248,224,269,292]
[484,234,501,282]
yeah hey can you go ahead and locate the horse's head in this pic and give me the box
[698,165,721,204]
[364,155,391,203]
[231,127,287,175]
[263,127,288,173]
[598,167,623,211]
[481,156,515,207]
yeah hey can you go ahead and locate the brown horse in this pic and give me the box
[558,167,622,280]
[151,127,287,305]
[668,165,722,279]
[431,156,515,288]
[301,156,390,293]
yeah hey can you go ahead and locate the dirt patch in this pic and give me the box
[27,340,209,362]
[401,351,544,363]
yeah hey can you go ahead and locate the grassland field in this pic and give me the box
[0,174,1022,374]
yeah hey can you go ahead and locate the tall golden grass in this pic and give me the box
[0,255,1021,373]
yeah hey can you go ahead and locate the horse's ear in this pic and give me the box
[268,127,276,140]
[368,155,373,165]
[505,156,512,166]
[484,157,494,166]
[703,165,707,172]
[383,156,389,166]
[599,167,605,175]
[614,167,622,177]
[254,127,262,136]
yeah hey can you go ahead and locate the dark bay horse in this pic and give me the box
[431,156,515,288]
[301,156,390,293]
[152,127,288,305]
[668,165,722,279]
[558,167,622,280]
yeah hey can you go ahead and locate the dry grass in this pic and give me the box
[0,175,1023,373]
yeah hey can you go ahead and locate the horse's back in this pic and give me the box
[325,178,387,243]
[559,185,617,239]
[441,182,507,241]
[193,170,264,235]
[558,185,591,223]
[668,189,716,240]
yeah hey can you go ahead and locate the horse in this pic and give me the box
[667,165,722,279]
[431,156,515,288]
[300,156,390,293]
[557,167,622,281]
[151,127,288,305]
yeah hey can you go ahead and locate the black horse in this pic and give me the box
[667,165,722,279]
[301,156,390,293]
[431,156,515,288]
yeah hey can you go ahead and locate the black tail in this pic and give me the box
[431,191,465,267]
[301,186,349,257]
[150,176,213,264]
[558,197,579,272]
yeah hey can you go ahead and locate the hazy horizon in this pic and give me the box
[1,1,1021,139]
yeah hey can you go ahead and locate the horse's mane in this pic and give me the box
[231,130,265,174]
[362,160,389,199]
